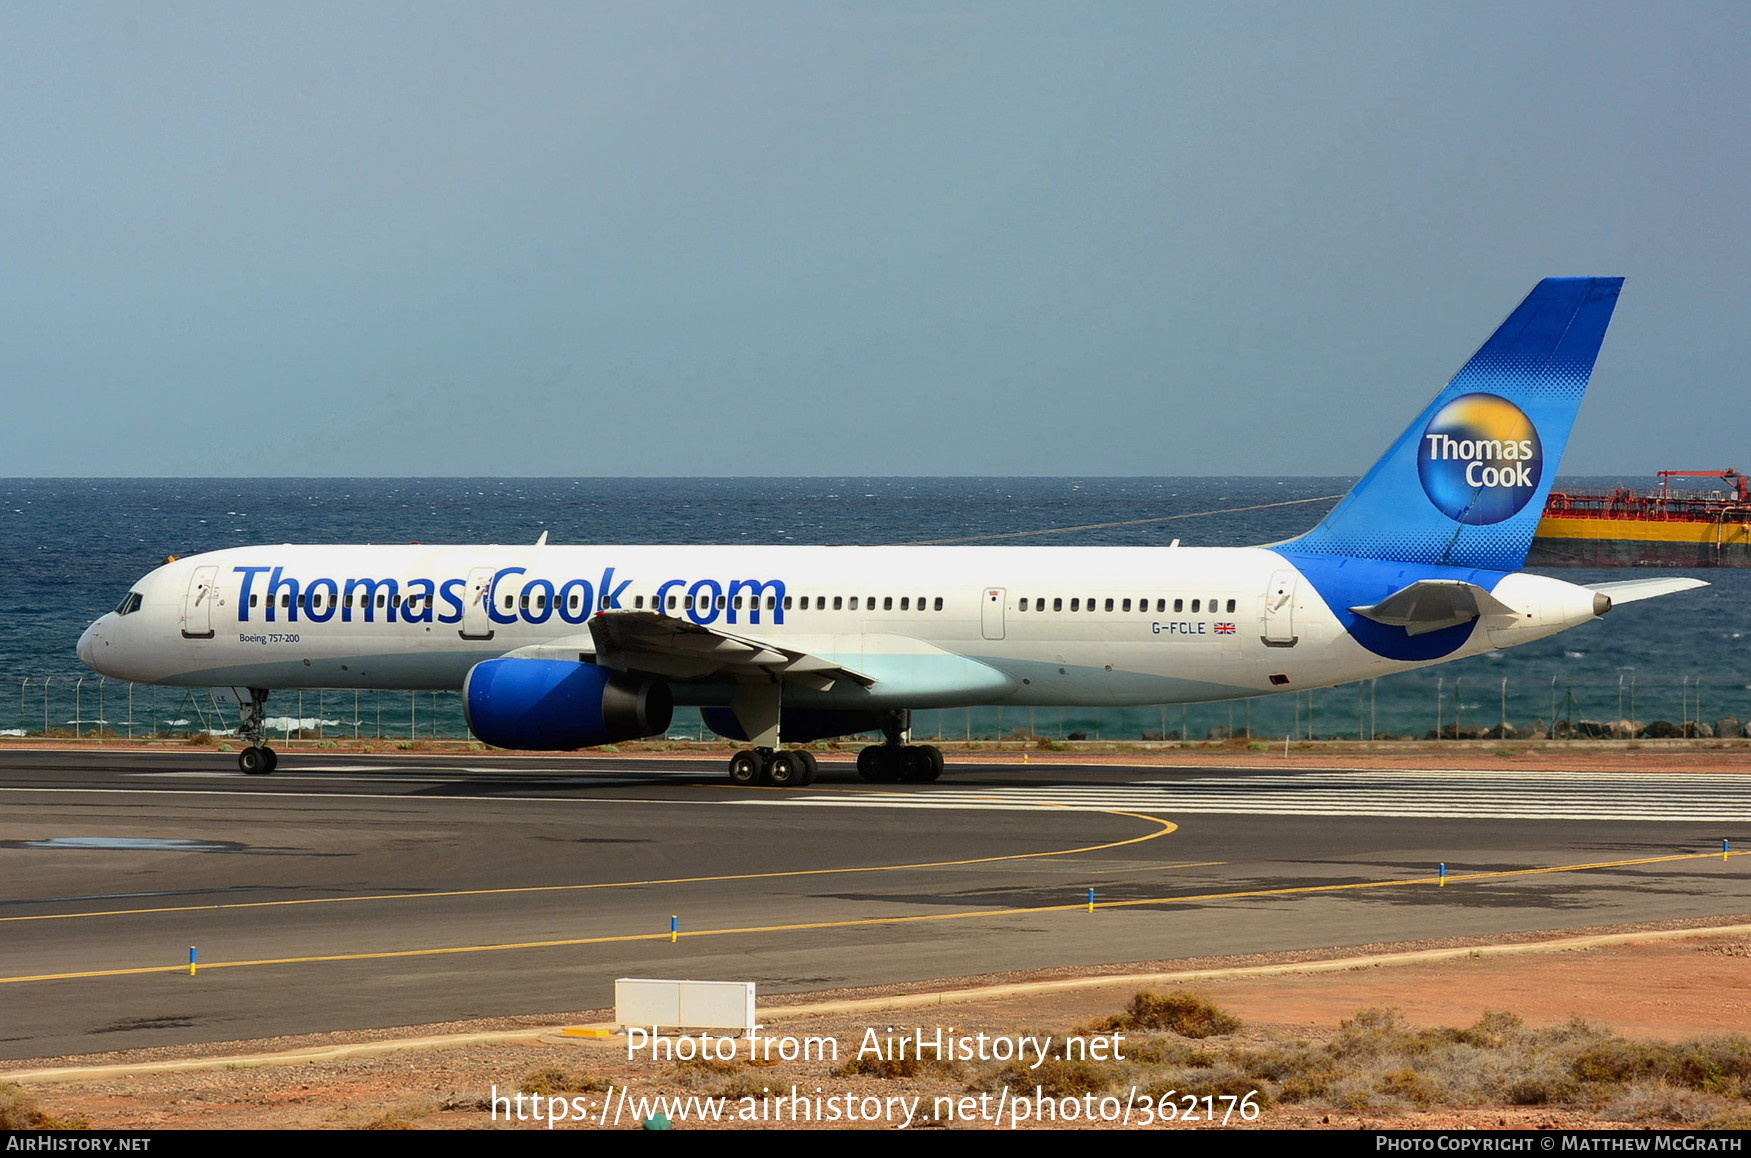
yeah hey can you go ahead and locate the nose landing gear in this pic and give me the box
[234,687,277,775]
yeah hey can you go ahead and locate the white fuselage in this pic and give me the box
[77,542,1601,711]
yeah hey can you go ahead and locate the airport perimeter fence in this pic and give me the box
[8,672,1751,747]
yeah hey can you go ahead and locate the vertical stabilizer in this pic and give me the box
[1286,277,1622,571]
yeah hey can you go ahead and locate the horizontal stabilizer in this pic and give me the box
[1350,580,1519,636]
[1587,577,1709,606]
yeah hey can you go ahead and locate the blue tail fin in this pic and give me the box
[1286,277,1623,571]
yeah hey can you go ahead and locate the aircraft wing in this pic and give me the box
[1349,580,1520,636]
[500,613,1010,698]
[560,611,877,692]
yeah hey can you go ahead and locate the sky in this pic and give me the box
[3,2,1747,478]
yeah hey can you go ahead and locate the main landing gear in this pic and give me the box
[855,708,942,783]
[718,698,936,788]
[726,747,818,787]
[235,687,277,775]
[855,743,943,783]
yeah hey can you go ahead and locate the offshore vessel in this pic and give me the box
[1529,469,1751,567]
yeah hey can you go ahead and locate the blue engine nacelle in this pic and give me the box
[464,658,673,750]
[701,707,886,745]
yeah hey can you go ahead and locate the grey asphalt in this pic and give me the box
[0,749,1745,1060]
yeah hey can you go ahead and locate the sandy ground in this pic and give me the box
[8,920,1750,1131]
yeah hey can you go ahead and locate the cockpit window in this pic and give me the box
[114,591,143,616]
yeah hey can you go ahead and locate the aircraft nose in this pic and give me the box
[77,619,104,672]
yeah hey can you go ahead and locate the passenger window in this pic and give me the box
[1191,599,1201,612]
[249,595,258,609]
[1122,598,1131,612]
[934,597,943,611]
[1104,598,1114,612]
[883,596,893,611]
[1053,598,1062,612]
[1173,599,1183,613]
[1226,599,1236,612]
[901,597,910,610]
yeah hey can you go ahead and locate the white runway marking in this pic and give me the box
[767,770,1751,822]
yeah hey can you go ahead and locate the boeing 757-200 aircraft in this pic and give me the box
[79,278,1704,783]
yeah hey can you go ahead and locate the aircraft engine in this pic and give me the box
[463,658,672,750]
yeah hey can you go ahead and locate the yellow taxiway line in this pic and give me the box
[3,846,1738,986]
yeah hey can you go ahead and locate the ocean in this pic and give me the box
[4,477,1745,742]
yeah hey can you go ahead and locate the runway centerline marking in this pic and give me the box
[3,848,1739,987]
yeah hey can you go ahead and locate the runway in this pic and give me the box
[1,749,1746,1060]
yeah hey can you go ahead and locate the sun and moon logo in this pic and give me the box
[1416,393,1543,525]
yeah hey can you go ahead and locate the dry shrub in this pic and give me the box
[521,1067,609,1096]
[1095,990,1241,1039]
[666,1057,742,1088]
[834,1054,958,1080]
[0,1083,88,1130]
[972,1057,1112,1098]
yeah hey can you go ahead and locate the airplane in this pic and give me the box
[78,277,1705,783]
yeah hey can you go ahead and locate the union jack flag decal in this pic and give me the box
[1214,622,1236,634]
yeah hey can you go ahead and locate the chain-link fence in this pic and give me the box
[9,672,1749,745]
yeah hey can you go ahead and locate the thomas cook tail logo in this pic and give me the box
[1416,393,1542,525]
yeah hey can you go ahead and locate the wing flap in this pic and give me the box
[586,611,875,688]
